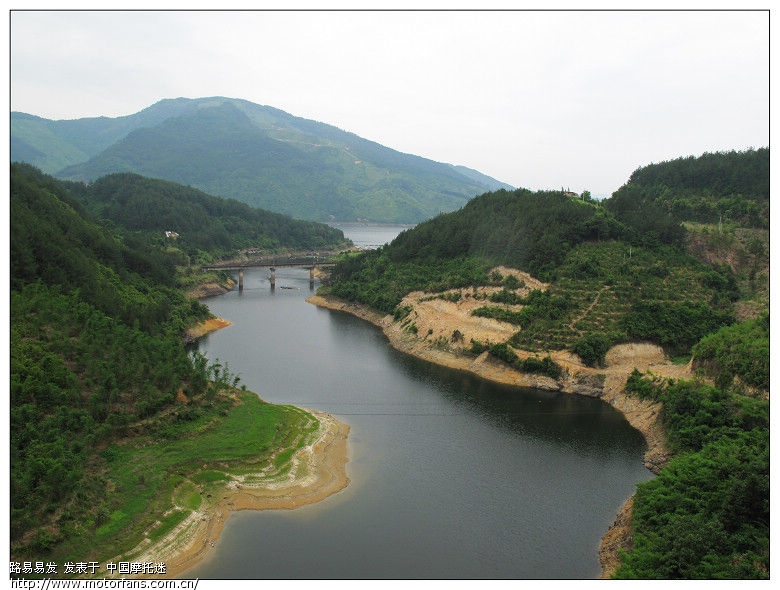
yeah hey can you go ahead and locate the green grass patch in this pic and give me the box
[148,510,190,543]
[53,390,315,565]
[191,470,231,485]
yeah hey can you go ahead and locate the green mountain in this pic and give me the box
[10,98,206,173]
[11,97,513,223]
[328,186,738,357]
[328,149,769,353]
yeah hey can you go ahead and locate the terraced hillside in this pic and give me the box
[506,240,736,357]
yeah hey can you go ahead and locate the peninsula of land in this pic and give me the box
[102,301,352,579]
[183,316,233,342]
[113,409,350,579]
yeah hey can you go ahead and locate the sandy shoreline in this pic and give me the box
[183,316,233,342]
[116,410,350,579]
[306,289,688,578]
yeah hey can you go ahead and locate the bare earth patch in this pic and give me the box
[183,317,232,342]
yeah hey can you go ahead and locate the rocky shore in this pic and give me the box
[307,276,689,578]
[184,277,236,299]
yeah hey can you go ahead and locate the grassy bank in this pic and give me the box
[37,387,320,568]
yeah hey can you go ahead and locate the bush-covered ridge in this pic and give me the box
[13,163,350,263]
[10,163,207,333]
[692,314,769,392]
[615,148,769,229]
[617,372,768,578]
[327,193,740,361]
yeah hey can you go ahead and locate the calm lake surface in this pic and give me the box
[189,227,653,579]
[326,222,413,249]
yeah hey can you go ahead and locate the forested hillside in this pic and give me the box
[9,163,305,563]
[609,148,768,229]
[10,164,199,327]
[328,186,741,358]
[12,97,512,223]
[322,149,769,578]
[67,170,349,260]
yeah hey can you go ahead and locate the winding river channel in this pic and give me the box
[188,226,653,579]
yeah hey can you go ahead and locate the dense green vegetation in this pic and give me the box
[13,97,511,223]
[385,189,629,279]
[618,148,769,229]
[617,372,768,578]
[9,163,317,564]
[323,148,769,578]
[328,188,627,313]
[477,342,562,379]
[11,163,205,331]
[12,283,222,549]
[692,314,769,391]
[73,170,349,258]
[329,251,491,314]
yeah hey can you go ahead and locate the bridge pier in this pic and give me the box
[203,258,335,292]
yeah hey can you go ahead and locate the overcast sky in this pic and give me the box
[9,6,770,197]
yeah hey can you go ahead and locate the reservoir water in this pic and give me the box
[326,222,413,250]
[189,229,653,579]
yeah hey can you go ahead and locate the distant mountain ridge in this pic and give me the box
[11,97,514,223]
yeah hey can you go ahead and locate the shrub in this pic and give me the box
[472,306,525,325]
[470,339,488,354]
[572,332,612,367]
[502,274,524,290]
[393,305,412,322]
[489,342,518,364]
[621,301,734,356]
[692,315,768,391]
[518,355,562,379]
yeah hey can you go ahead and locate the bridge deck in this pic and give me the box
[204,258,336,271]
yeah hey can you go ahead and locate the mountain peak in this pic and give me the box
[11,97,514,224]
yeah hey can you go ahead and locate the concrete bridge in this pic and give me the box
[204,254,337,291]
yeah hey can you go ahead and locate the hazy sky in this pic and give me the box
[9,6,770,197]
